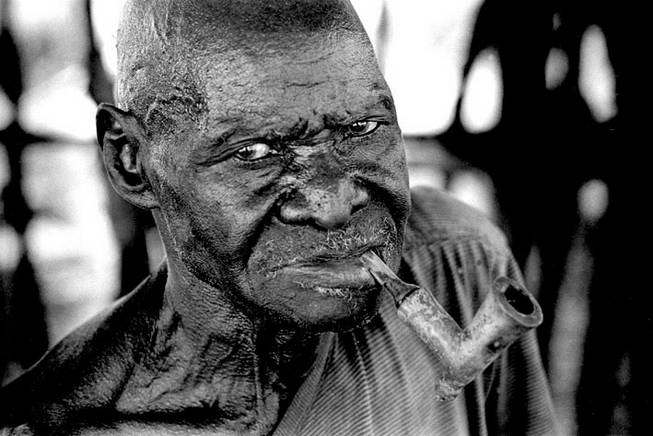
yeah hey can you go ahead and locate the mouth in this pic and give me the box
[282,241,385,269]
[277,247,382,293]
[257,231,388,276]
[248,209,397,288]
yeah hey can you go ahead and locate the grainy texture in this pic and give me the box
[0,189,559,435]
[0,1,558,433]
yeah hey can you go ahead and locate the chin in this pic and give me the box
[289,283,384,332]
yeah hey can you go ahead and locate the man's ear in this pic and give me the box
[96,103,159,209]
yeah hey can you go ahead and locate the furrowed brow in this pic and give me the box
[190,127,238,165]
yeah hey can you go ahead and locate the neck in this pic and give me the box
[117,257,321,434]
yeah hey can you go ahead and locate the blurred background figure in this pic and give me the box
[562,3,651,436]
[0,0,121,383]
[1,0,644,434]
[1,2,49,380]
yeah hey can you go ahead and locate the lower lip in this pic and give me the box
[280,254,375,290]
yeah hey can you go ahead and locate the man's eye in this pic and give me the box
[346,120,380,137]
[234,143,278,161]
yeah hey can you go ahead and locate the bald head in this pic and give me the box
[115,0,374,130]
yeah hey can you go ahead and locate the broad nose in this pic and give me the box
[279,178,370,230]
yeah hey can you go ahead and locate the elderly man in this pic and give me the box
[1,1,558,434]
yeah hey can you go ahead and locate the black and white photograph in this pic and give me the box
[1,1,644,435]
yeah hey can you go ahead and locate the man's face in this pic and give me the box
[144,33,410,331]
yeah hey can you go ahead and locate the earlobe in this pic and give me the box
[96,103,159,209]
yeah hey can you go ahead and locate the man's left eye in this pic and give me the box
[346,121,380,137]
[234,142,279,161]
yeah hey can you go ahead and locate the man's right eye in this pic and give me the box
[234,143,279,161]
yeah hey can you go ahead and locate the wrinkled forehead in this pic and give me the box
[200,31,386,122]
[117,0,385,131]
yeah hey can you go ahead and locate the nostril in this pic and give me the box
[351,203,365,215]
[277,191,311,225]
[351,185,370,213]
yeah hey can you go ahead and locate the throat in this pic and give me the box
[114,297,321,433]
[253,325,322,416]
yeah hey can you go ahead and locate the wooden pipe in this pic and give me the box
[362,252,543,401]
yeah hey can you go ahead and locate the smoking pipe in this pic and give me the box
[362,252,543,402]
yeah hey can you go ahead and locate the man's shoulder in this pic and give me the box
[405,186,508,253]
[0,269,166,429]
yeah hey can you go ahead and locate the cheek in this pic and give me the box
[157,170,283,285]
[375,133,410,189]
[348,135,411,234]
[347,129,408,186]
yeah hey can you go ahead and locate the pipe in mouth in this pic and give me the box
[362,251,543,401]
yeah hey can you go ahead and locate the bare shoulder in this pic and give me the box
[0,270,165,430]
[0,303,135,429]
[1,425,34,435]
[2,422,243,436]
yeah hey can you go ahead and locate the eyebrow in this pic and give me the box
[189,127,239,166]
[192,92,394,162]
[203,119,312,147]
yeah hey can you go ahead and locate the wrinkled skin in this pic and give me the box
[147,38,409,331]
[1,1,410,434]
[107,29,408,431]
[101,3,411,333]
